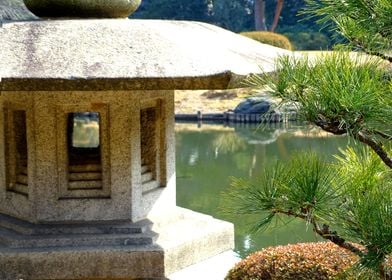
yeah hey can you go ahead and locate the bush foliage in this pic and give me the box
[284,31,330,50]
[240,31,293,50]
[226,242,392,280]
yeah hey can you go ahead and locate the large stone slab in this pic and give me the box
[0,19,291,91]
[0,207,234,280]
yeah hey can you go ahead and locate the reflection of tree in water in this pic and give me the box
[234,126,283,145]
[211,127,286,178]
[72,114,100,148]
[213,132,247,154]
[209,125,325,177]
[232,125,292,178]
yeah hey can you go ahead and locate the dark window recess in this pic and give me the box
[140,107,159,193]
[13,110,28,191]
[67,112,102,190]
[6,110,29,195]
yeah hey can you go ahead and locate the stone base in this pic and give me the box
[0,207,234,279]
[152,207,235,275]
[169,250,240,280]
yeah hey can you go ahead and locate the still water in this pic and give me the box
[175,122,350,258]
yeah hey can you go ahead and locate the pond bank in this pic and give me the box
[175,110,297,123]
[175,89,298,123]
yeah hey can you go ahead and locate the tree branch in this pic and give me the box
[272,208,307,219]
[364,50,392,63]
[272,209,364,257]
[351,38,392,63]
[314,116,347,135]
[375,130,392,141]
[313,116,392,169]
[311,221,364,257]
[357,131,392,169]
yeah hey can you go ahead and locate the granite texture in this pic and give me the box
[23,0,141,18]
[0,245,165,279]
[0,207,234,279]
[0,19,291,91]
[0,17,246,279]
[0,89,234,279]
[0,90,175,223]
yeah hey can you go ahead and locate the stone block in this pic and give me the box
[0,207,234,280]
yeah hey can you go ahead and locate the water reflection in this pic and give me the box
[175,122,350,258]
[71,113,100,148]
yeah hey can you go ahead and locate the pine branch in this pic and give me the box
[357,131,392,169]
[351,38,392,63]
[314,115,347,135]
[311,221,364,257]
[375,130,392,141]
[362,49,392,64]
[313,116,392,169]
[272,209,364,257]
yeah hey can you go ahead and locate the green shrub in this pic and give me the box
[284,31,330,50]
[240,31,293,50]
[226,242,359,280]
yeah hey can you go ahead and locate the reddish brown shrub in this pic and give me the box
[225,242,360,280]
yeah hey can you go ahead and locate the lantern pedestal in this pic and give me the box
[0,207,233,279]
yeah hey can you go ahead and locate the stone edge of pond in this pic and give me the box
[175,111,298,123]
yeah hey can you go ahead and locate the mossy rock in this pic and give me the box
[23,0,141,18]
[240,31,293,50]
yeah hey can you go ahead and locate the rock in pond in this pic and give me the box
[234,96,275,114]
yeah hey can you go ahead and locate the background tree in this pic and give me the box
[132,0,338,49]
[254,0,267,30]
[253,0,286,32]
[208,0,254,32]
[225,0,392,278]
[132,0,211,22]
[270,0,284,32]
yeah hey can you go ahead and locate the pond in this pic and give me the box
[175,122,351,258]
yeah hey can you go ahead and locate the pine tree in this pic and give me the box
[225,0,392,278]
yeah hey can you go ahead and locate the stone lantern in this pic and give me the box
[0,1,290,279]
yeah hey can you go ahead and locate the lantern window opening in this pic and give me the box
[5,108,29,196]
[140,99,166,194]
[66,112,103,191]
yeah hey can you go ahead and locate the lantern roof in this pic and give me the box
[0,19,291,91]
